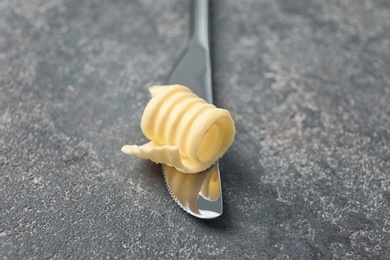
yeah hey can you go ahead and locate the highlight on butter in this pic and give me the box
[121,84,235,173]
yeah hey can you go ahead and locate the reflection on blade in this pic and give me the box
[162,163,222,219]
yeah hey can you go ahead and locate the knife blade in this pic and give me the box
[163,0,223,219]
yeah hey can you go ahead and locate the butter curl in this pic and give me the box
[122,84,235,173]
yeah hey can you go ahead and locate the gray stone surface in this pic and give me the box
[1,0,390,259]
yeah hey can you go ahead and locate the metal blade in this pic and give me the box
[163,0,223,218]
[162,163,222,219]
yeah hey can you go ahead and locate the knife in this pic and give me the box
[163,0,223,219]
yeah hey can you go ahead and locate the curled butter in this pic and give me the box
[121,84,235,173]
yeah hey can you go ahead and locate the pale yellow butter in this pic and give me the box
[121,84,235,173]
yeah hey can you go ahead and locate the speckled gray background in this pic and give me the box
[1,0,390,259]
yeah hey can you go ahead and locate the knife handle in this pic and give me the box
[189,0,209,48]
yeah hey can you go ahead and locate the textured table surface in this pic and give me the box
[1,0,390,259]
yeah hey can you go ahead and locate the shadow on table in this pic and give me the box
[197,146,268,231]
